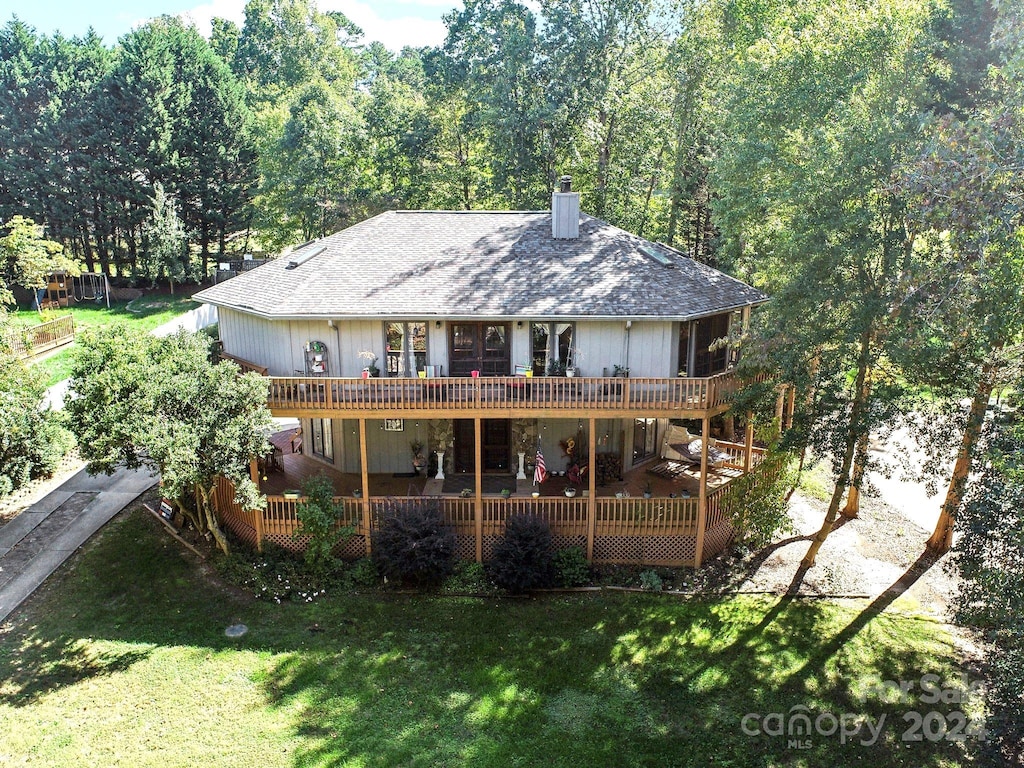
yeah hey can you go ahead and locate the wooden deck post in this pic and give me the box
[474,417,483,563]
[253,499,265,553]
[359,418,372,555]
[744,412,755,474]
[586,416,597,561]
[249,458,259,485]
[694,415,710,568]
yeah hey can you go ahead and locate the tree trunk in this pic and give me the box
[801,329,874,568]
[196,482,230,555]
[842,367,873,519]
[926,366,996,553]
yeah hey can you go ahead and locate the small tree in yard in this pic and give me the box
[0,216,79,309]
[140,184,190,293]
[66,326,272,554]
[294,473,352,575]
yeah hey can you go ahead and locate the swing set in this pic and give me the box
[72,272,111,307]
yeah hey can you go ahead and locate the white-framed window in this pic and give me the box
[531,322,574,375]
[386,322,428,376]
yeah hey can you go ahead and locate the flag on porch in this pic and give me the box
[534,446,547,485]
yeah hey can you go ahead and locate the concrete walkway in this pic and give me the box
[0,465,158,623]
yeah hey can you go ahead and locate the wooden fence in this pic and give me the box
[214,464,781,568]
[4,315,75,358]
[265,370,740,415]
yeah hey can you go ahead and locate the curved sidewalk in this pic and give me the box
[0,465,158,624]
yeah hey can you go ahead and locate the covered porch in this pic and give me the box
[215,416,774,570]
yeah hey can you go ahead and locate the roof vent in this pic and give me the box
[551,175,580,239]
[285,245,325,270]
[638,245,676,268]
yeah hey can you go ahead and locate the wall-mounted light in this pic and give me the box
[517,321,523,328]
[435,321,442,328]
[625,320,632,329]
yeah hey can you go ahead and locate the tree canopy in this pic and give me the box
[65,327,272,553]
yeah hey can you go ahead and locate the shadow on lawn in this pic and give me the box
[256,587,964,768]
[0,634,151,707]
[0,509,964,767]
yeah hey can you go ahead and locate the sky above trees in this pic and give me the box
[1,0,454,50]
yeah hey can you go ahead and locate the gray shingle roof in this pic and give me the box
[194,210,766,320]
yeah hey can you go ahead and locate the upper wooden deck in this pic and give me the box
[265,370,744,419]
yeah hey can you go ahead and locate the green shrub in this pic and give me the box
[724,447,796,548]
[554,546,591,587]
[215,543,325,603]
[639,570,663,592]
[345,557,380,588]
[441,561,495,593]
[371,501,456,586]
[487,514,555,593]
[0,355,73,498]
[294,473,354,576]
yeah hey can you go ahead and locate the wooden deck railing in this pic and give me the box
[265,370,741,415]
[4,315,75,359]
[219,352,269,375]
[214,472,771,568]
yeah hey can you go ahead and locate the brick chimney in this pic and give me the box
[551,175,580,239]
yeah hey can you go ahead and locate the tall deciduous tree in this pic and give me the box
[713,0,945,567]
[66,327,272,554]
[898,0,1024,553]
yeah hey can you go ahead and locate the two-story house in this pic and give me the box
[195,180,778,567]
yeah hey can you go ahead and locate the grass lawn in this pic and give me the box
[12,294,199,386]
[0,509,976,768]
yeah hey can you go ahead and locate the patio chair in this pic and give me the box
[660,425,730,468]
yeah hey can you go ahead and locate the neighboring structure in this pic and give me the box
[195,180,778,567]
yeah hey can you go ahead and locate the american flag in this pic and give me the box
[534,446,547,485]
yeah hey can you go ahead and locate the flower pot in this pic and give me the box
[564,487,577,498]
[531,491,540,498]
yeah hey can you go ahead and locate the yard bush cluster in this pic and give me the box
[216,543,381,602]
[371,501,457,586]
[487,514,556,593]
[0,352,73,498]
[553,546,591,587]
[218,506,731,598]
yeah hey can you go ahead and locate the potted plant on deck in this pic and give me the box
[410,439,426,475]
[358,350,380,377]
